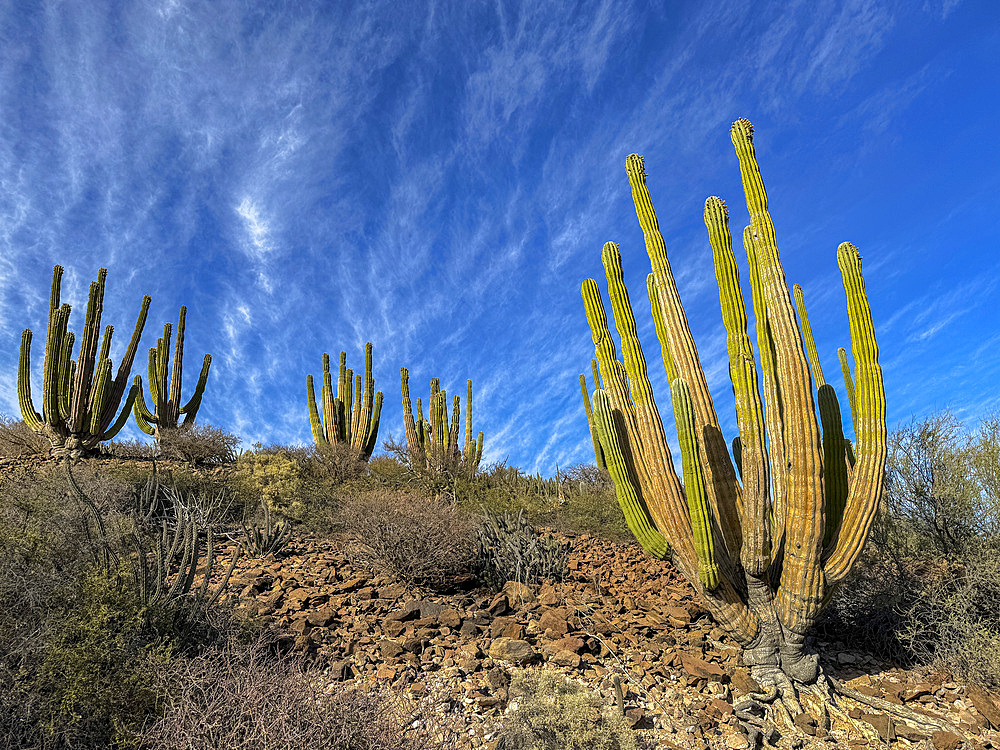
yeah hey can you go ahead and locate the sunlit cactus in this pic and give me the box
[18,265,150,459]
[581,120,887,716]
[579,359,607,472]
[306,342,383,461]
[133,306,211,439]
[401,368,483,477]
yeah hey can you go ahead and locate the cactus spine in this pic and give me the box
[306,342,383,460]
[133,306,211,438]
[18,265,150,459]
[582,121,886,700]
[401,368,483,477]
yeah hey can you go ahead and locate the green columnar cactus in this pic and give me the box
[133,306,211,438]
[579,359,607,471]
[401,370,484,477]
[19,265,151,459]
[306,342,383,460]
[582,120,886,710]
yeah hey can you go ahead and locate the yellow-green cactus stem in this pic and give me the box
[580,370,606,470]
[838,346,857,435]
[18,265,149,458]
[671,377,720,591]
[133,306,212,438]
[817,384,848,548]
[307,343,382,460]
[704,196,770,576]
[793,284,826,387]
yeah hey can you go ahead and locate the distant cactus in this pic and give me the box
[401,368,483,477]
[306,342,383,461]
[581,121,888,714]
[133,306,211,439]
[18,265,150,459]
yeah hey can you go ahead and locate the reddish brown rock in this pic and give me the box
[967,685,1000,730]
[680,653,725,680]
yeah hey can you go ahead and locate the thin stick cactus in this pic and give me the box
[579,359,607,471]
[306,342,383,460]
[401,368,483,477]
[582,120,888,718]
[133,306,211,439]
[18,265,150,459]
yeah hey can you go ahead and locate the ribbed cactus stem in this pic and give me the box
[793,284,826,387]
[580,371,606,470]
[19,265,149,457]
[308,343,382,460]
[133,306,211,438]
[671,377,720,591]
[838,346,857,434]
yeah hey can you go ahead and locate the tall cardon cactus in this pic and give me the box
[401,368,483,477]
[306,342,383,460]
[579,359,607,472]
[18,265,150,459]
[133,306,211,438]
[582,120,891,724]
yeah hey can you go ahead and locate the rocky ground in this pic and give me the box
[205,528,1000,750]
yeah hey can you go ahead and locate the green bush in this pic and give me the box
[500,669,640,750]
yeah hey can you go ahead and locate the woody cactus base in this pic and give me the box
[18,265,150,459]
[582,120,890,722]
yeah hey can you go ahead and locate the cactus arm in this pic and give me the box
[57,331,75,422]
[133,374,157,435]
[625,155,744,561]
[354,342,375,451]
[98,378,140,443]
[168,307,186,425]
[180,354,211,423]
[464,379,474,459]
[646,274,678,384]
[671,378,720,590]
[69,273,106,434]
[731,119,825,634]
[306,373,326,446]
[336,353,348,442]
[88,358,112,436]
[793,284,825,387]
[732,436,743,481]
[705,196,771,576]
[401,367,422,464]
[823,243,886,586]
[599,242,700,550]
[838,346,857,435]
[99,293,150,434]
[743,227,786,559]
[591,388,670,558]
[43,306,71,428]
[361,391,383,460]
[350,372,362,447]
[580,373,606,469]
[18,330,44,431]
[818,384,849,548]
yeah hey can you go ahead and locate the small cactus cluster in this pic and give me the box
[18,266,213,458]
[401,368,483,477]
[18,266,151,459]
[473,508,568,590]
[133,306,211,439]
[306,342,384,461]
[582,119,886,692]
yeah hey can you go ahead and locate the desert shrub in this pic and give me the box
[499,669,640,750]
[474,509,568,590]
[898,550,1000,689]
[0,413,50,457]
[100,437,158,459]
[314,439,369,484]
[135,635,439,749]
[157,424,240,465]
[244,450,306,517]
[339,488,477,590]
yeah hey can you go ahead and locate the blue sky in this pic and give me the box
[1,0,998,474]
